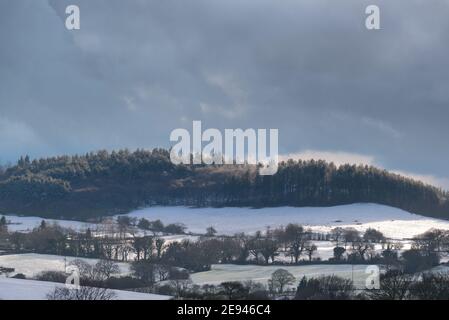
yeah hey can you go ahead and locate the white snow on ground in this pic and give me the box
[0,254,131,278]
[161,234,199,244]
[308,241,336,261]
[3,203,449,239]
[190,264,373,289]
[125,204,449,239]
[427,264,449,274]
[0,277,171,300]
[311,221,448,241]
[2,215,95,233]
[275,241,413,262]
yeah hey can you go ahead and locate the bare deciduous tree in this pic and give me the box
[268,269,296,294]
[305,244,317,261]
[47,286,116,300]
[368,270,412,300]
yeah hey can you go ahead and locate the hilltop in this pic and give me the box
[0,149,447,220]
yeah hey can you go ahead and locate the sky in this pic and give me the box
[0,0,449,189]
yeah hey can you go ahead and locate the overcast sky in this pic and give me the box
[1,0,449,188]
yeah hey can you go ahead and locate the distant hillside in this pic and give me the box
[0,149,448,220]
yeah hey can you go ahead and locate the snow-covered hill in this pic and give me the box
[3,203,449,239]
[0,254,131,278]
[126,203,449,239]
[190,264,371,289]
[0,277,171,300]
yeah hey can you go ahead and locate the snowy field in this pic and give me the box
[0,277,171,300]
[125,204,449,239]
[0,254,131,278]
[190,264,373,289]
[1,215,95,233]
[3,203,449,239]
[275,241,410,262]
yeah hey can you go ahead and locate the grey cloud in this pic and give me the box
[0,0,448,186]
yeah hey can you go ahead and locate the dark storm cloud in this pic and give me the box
[1,0,449,187]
